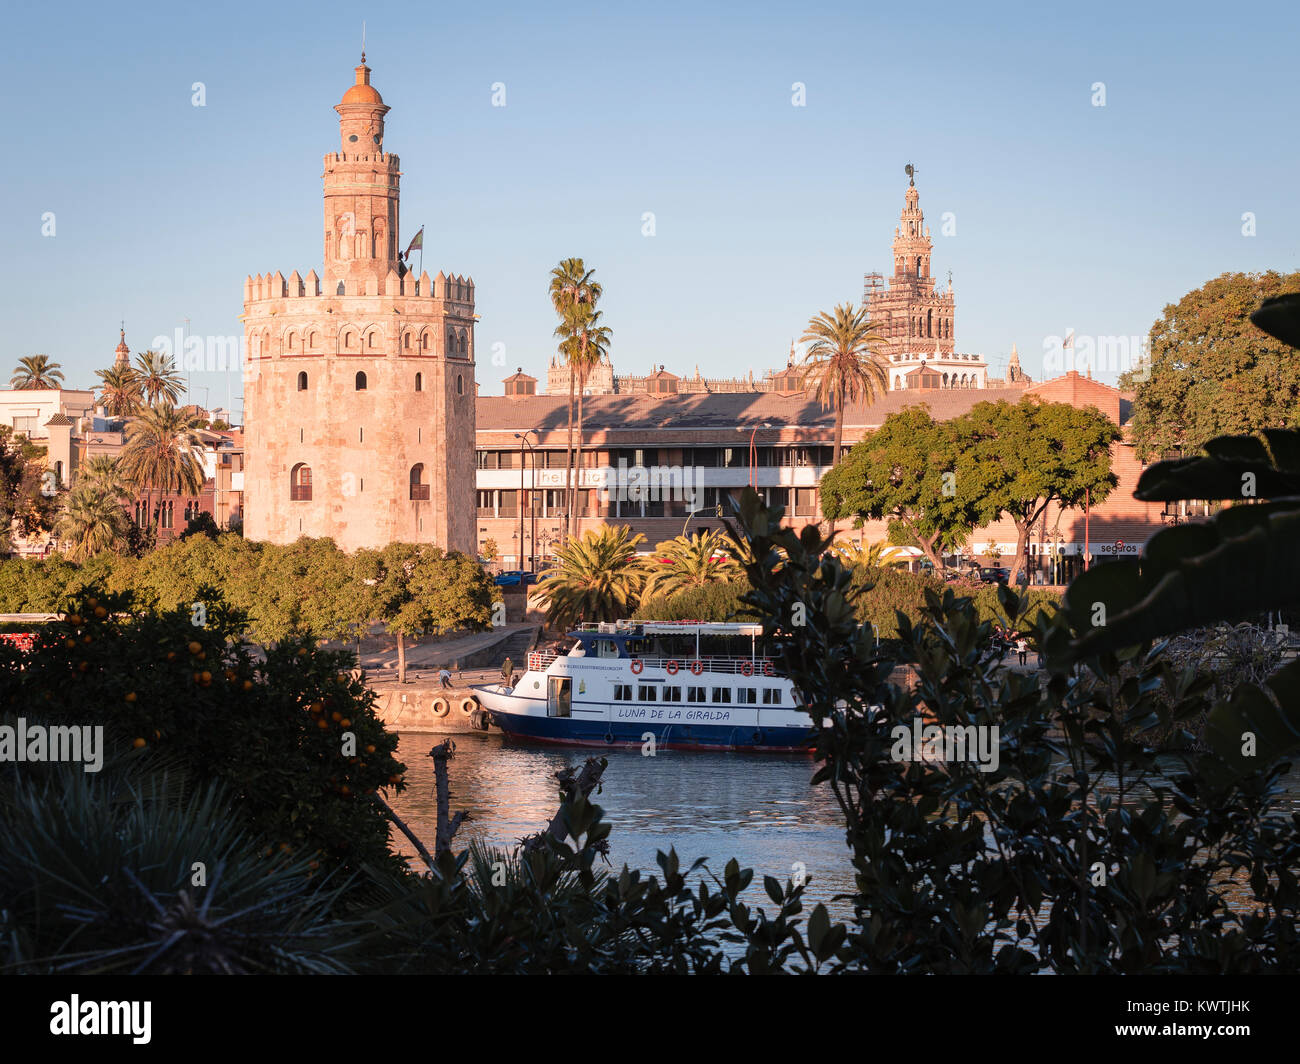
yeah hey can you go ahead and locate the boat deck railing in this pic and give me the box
[527,650,779,677]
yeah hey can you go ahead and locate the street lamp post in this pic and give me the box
[740,422,774,491]
[514,430,538,572]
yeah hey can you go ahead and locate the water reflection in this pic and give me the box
[388,733,857,911]
[387,733,1299,923]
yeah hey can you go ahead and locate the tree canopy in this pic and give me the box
[820,405,975,570]
[951,398,1120,581]
[1120,270,1300,460]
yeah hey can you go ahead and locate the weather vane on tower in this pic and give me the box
[905,162,917,187]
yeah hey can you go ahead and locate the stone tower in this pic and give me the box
[241,56,477,554]
[114,328,130,370]
[864,176,957,363]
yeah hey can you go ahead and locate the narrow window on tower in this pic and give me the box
[297,371,308,391]
[359,427,363,443]
[355,371,367,390]
[457,374,464,396]
[299,428,304,443]
[415,372,422,392]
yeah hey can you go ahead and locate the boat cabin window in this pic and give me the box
[687,687,706,703]
[737,688,757,704]
[596,638,620,659]
[637,685,657,702]
[762,688,784,705]
[711,687,732,704]
[663,686,681,702]
[612,684,633,701]
[568,640,587,656]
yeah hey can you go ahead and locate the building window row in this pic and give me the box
[475,445,833,471]
[288,463,431,502]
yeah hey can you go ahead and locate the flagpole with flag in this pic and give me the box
[403,226,425,285]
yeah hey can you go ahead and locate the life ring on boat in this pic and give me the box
[431,697,451,718]
[604,731,615,745]
[630,659,644,674]
[665,660,679,675]
[690,660,704,675]
[763,661,774,677]
[752,729,764,745]
[740,661,754,677]
[459,696,477,715]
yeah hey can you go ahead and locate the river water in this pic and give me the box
[387,731,1300,924]
[388,732,857,910]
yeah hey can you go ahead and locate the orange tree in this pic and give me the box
[0,584,408,880]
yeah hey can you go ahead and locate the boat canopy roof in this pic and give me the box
[569,620,765,638]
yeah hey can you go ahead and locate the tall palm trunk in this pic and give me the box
[574,363,587,537]
[564,368,575,545]
[568,334,589,539]
[827,383,846,539]
[397,631,407,684]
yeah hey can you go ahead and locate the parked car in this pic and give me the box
[977,566,1011,585]
[493,570,539,587]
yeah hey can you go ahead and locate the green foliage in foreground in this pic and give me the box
[5,478,1299,973]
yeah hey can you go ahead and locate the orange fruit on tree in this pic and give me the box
[94,606,107,618]
[64,638,76,649]
[317,719,329,730]
[297,648,308,658]
[166,650,177,661]
[340,718,351,727]
[132,737,146,748]
[124,692,137,703]
[309,701,323,713]
[68,614,82,625]
[86,597,98,607]
[365,744,376,754]
[200,670,212,683]
[78,661,90,672]
[331,711,342,722]
[188,641,202,655]
[82,634,92,644]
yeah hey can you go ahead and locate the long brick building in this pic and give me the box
[475,368,1179,582]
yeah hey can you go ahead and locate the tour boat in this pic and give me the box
[472,620,815,752]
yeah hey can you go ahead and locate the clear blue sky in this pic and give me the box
[4,0,1296,413]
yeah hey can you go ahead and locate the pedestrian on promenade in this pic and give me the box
[439,667,453,689]
[1016,637,1027,666]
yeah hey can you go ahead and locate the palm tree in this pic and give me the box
[133,349,185,407]
[94,365,143,417]
[548,259,602,540]
[10,354,64,390]
[118,404,205,540]
[799,304,888,464]
[556,307,613,530]
[831,539,908,571]
[643,530,738,600]
[54,482,130,561]
[538,525,646,631]
[79,454,130,499]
